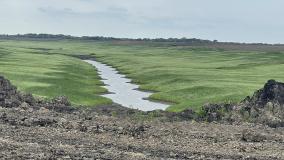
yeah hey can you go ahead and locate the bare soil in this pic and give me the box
[0,106,284,159]
[0,76,283,159]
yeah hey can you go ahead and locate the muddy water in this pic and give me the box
[84,60,169,111]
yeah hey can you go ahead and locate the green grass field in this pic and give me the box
[0,40,112,106]
[1,40,284,111]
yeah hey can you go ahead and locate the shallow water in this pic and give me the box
[84,60,169,111]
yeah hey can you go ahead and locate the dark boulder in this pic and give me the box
[248,79,284,106]
[0,76,21,108]
[237,80,284,127]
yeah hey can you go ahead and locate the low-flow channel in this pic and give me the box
[84,60,169,111]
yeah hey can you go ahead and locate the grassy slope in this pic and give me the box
[86,42,284,112]
[1,40,284,112]
[0,40,112,106]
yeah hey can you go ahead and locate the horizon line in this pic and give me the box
[0,33,283,45]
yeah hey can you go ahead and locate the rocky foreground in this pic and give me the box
[0,76,283,159]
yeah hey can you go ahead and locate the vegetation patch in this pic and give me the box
[1,40,284,111]
[0,41,112,106]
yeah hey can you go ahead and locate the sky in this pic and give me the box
[0,0,284,43]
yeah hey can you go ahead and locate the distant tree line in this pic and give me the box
[0,33,276,46]
[0,34,217,43]
[0,34,74,40]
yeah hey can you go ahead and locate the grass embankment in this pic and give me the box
[1,40,284,112]
[86,43,284,112]
[0,40,112,106]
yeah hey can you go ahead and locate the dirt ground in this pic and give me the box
[0,106,283,160]
[0,76,283,159]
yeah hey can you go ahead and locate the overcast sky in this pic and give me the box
[0,0,283,43]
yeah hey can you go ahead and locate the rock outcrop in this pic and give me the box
[239,79,284,127]
[248,79,284,106]
[0,76,21,108]
[0,76,74,113]
[202,79,284,127]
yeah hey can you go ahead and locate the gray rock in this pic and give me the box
[241,129,266,142]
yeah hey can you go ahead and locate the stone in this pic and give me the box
[241,129,266,142]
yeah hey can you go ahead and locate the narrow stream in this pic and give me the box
[84,60,169,111]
